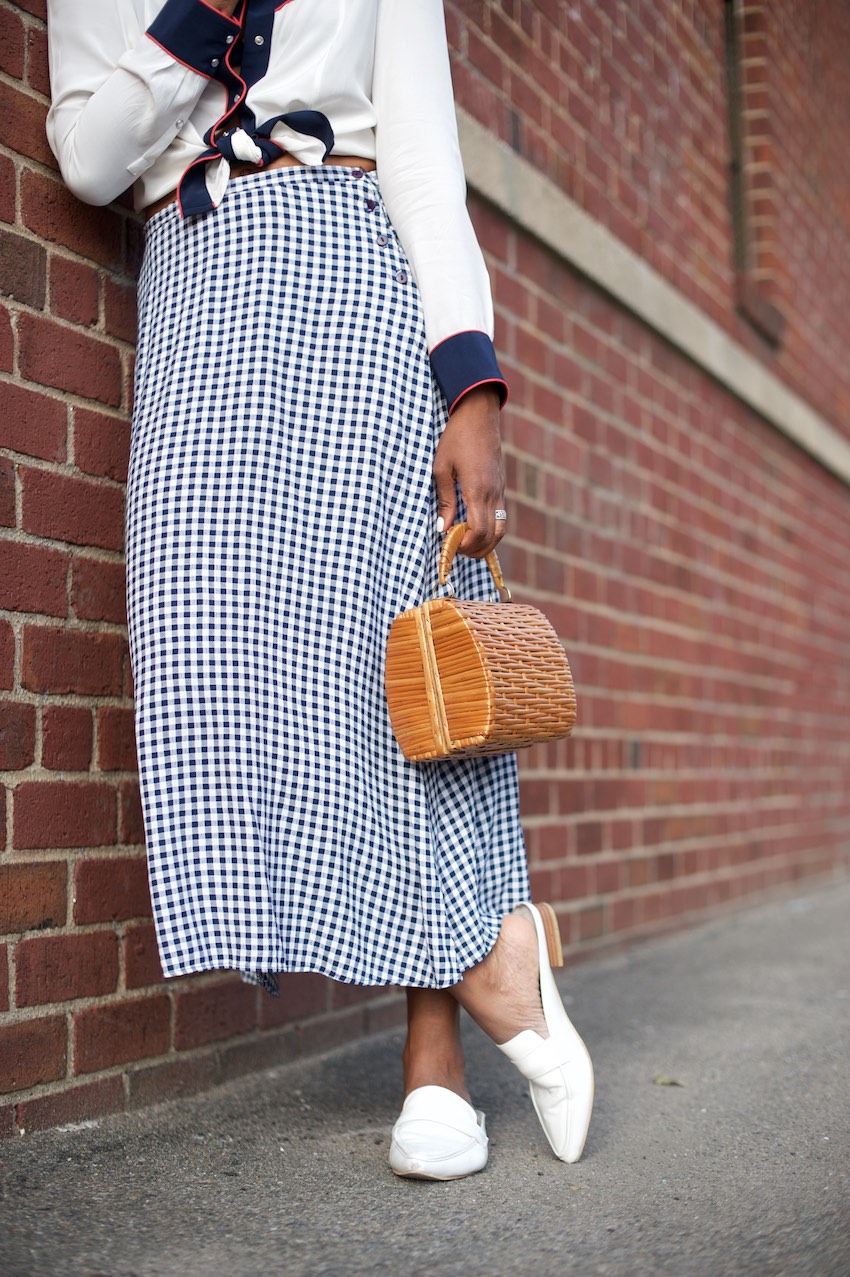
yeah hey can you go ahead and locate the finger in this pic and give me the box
[432,463,457,534]
[493,499,508,545]
[460,491,495,558]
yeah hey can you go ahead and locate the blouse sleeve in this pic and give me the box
[372,0,508,413]
[46,0,240,206]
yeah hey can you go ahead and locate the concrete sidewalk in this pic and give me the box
[2,880,848,1277]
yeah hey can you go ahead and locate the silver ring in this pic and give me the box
[494,509,508,522]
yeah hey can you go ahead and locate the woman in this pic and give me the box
[46,0,593,1178]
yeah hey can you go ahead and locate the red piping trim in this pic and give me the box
[196,0,241,19]
[209,32,247,145]
[448,379,509,415]
[175,154,216,218]
[145,32,217,80]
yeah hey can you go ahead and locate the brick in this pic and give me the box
[0,226,46,307]
[21,466,125,550]
[0,700,36,769]
[70,556,127,624]
[22,625,125,695]
[0,155,15,224]
[576,821,605,856]
[73,408,130,482]
[296,1006,365,1057]
[97,706,137,771]
[329,981,381,1010]
[26,25,51,97]
[14,0,47,21]
[0,81,53,169]
[0,540,69,616]
[364,995,407,1035]
[16,1076,125,1134]
[128,1054,220,1109]
[0,381,67,461]
[0,1015,66,1093]
[103,277,137,344]
[257,971,329,1029]
[174,979,256,1051]
[13,780,116,850]
[0,10,24,78]
[0,304,12,372]
[73,855,151,924]
[15,930,119,1006]
[49,254,100,326]
[41,704,93,771]
[0,861,67,934]
[21,169,122,268]
[578,905,606,942]
[0,944,8,1012]
[217,1030,296,1083]
[119,780,145,845]
[123,921,164,989]
[0,456,14,525]
[74,994,171,1073]
[18,313,122,408]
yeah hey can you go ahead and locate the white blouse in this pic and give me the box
[45,0,507,411]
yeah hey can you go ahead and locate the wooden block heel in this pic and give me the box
[538,901,564,968]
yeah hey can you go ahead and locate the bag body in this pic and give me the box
[385,525,577,761]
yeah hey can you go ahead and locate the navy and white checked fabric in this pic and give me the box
[125,165,529,994]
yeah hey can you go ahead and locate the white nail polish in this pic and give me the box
[436,517,445,533]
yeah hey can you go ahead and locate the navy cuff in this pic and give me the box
[147,0,241,80]
[429,331,509,414]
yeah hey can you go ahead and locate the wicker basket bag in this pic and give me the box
[385,523,577,761]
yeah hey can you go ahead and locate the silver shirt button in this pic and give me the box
[254,35,265,45]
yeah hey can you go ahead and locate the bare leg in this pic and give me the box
[450,912,549,1045]
[403,988,470,1102]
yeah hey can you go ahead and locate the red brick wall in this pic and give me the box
[2,0,849,1135]
[447,0,850,432]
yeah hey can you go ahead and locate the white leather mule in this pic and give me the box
[497,902,594,1163]
[389,1084,488,1180]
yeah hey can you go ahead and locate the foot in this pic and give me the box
[491,904,594,1163]
[452,911,549,1046]
[389,1086,488,1181]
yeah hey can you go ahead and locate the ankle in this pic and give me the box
[402,986,470,1099]
[402,1038,469,1102]
[402,1022,465,1073]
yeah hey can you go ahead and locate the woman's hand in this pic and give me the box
[432,386,506,558]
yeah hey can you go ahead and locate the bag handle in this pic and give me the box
[438,522,511,600]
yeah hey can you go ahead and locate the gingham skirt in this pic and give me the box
[125,165,529,993]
